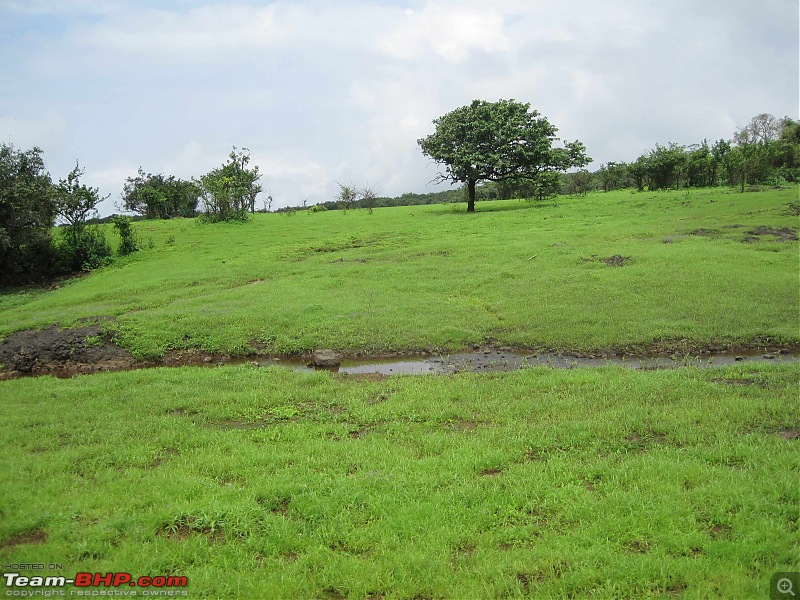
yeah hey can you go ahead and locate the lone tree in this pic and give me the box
[198,147,262,222]
[418,99,591,212]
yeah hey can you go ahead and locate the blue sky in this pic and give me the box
[1,0,797,214]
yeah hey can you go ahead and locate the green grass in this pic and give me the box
[1,187,798,358]
[0,363,797,598]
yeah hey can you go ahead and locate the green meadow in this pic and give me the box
[0,187,798,358]
[1,187,799,598]
[1,363,798,598]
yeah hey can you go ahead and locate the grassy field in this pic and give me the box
[1,363,798,598]
[1,187,798,598]
[0,187,797,359]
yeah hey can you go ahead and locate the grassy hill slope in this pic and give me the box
[1,187,798,358]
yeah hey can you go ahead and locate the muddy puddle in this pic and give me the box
[1,322,797,380]
[236,349,799,376]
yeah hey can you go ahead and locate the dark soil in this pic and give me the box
[0,324,135,378]
[743,226,798,242]
[0,528,48,549]
[1,326,798,380]
[602,254,630,266]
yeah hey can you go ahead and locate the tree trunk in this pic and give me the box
[467,179,476,212]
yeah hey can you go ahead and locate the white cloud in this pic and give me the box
[379,4,509,62]
[69,4,292,63]
[1,0,796,215]
[0,111,69,153]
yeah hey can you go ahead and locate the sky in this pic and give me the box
[1,0,798,215]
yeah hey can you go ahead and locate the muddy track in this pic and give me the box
[1,325,798,380]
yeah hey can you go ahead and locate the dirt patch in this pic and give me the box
[0,324,134,376]
[710,377,759,386]
[348,426,371,439]
[602,255,630,267]
[215,419,270,430]
[0,528,47,549]
[480,467,503,477]
[449,542,476,568]
[625,540,650,554]
[446,421,479,431]
[743,226,798,242]
[689,228,720,236]
[774,429,800,440]
[708,524,732,539]
[582,254,631,267]
[148,447,179,468]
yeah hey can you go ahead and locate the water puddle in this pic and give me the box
[242,350,799,376]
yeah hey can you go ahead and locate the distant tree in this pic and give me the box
[597,162,627,192]
[567,169,593,196]
[734,113,782,146]
[772,118,800,181]
[198,147,262,222]
[335,182,358,212]
[121,168,199,219]
[418,99,591,212]
[54,162,111,270]
[0,144,58,283]
[360,185,379,213]
[645,143,687,190]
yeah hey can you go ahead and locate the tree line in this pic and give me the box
[0,145,261,285]
[2,108,796,283]
[563,113,799,197]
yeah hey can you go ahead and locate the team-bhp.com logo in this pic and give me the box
[3,572,188,597]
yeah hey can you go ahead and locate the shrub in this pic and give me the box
[112,216,139,256]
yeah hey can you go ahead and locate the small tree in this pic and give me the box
[198,147,262,222]
[335,182,358,212]
[418,99,591,212]
[121,168,199,219]
[0,144,58,284]
[360,185,379,214]
[112,215,138,256]
[55,162,111,270]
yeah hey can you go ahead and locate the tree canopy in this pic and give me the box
[121,168,199,219]
[418,99,591,211]
[198,147,262,222]
[0,144,57,283]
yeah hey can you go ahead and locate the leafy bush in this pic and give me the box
[57,224,111,271]
[112,215,139,256]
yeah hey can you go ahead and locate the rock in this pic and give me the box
[734,356,745,361]
[312,349,341,368]
[203,356,213,363]
[762,354,776,360]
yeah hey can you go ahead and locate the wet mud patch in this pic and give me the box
[0,324,134,377]
[742,226,798,242]
[0,528,47,549]
[582,254,631,267]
